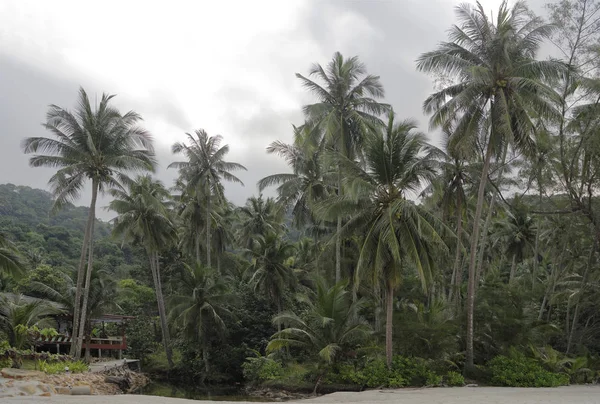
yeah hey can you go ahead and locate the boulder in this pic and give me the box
[70,385,92,395]
[18,384,39,395]
[55,386,71,395]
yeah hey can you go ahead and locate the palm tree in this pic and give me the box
[0,233,25,277]
[326,112,447,368]
[28,268,119,360]
[109,175,177,367]
[426,137,471,305]
[236,195,284,248]
[298,52,389,282]
[22,87,156,359]
[416,1,564,371]
[268,279,370,371]
[169,263,230,379]
[169,129,246,269]
[259,124,331,228]
[0,294,60,349]
[492,201,537,284]
[245,233,296,319]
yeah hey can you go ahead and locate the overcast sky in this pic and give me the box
[0,0,547,219]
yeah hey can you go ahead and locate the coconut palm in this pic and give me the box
[425,136,472,305]
[236,195,284,248]
[298,52,389,282]
[0,294,61,349]
[169,129,246,269]
[28,268,119,360]
[268,278,370,366]
[416,1,565,370]
[324,112,447,368]
[22,87,156,359]
[492,201,537,284]
[245,233,296,318]
[109,175,177,367]
[169,263,230,379]
[258,124,331,228]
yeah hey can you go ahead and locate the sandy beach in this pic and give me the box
[4,386,600,403]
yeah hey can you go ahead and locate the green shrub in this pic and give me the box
[444,371,465,386]
[38,360,89,374]
[342,356,442,388]
[242,356,284,384]
[0,356,11,369]
[488,354,570,387]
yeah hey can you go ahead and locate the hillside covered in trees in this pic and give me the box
[2,0,600,393]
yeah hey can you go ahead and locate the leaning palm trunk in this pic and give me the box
[149,250,174,367]
[73,180,98,359]
[385,282,394,368]
[465,141,494,372]
[70,199,94,357]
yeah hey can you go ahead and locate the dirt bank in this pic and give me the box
[4,385,600,403]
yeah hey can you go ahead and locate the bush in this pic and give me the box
[488,354,570,387]
[336,356,443,388]
[242,355,284,384]
[444,371,465,386]
[38,360,88,374]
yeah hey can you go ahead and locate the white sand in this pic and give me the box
[4,386,600,403]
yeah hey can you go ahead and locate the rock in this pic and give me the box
[39,392,52,397]
[466,383,478,387]
[18,384,40,395]
[70,385,92,395]
[55,386,71,395]
[1,368,45,379]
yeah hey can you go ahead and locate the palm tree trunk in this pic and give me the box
[149,250,174,368]
[385,281,394,369]
[451,195,463,308]
[539,248,564,321]
[475,192,496,288]
[70,189,95,357]
[465,140,494,373]
[567,240,595,353]
[203,333,210,380]
[73,180,98,360]
[335,169,343,283]
[509,254,517,284]
[206,186,211,268]
[195,235,201,264]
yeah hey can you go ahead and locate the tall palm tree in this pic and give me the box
[416,1,564,370]
[169,129,246,268]
[259,124,331,228]
[245,233,296,319]
[425,136,471,305]
[236,195,284,248]
[298,52,389,282]
[22,87,156,359]
[109,175,177,367]
[0,233,25,277]
[169,263,230,379]
[325,112,447,368]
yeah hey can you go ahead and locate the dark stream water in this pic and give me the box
[137,381,275,402]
